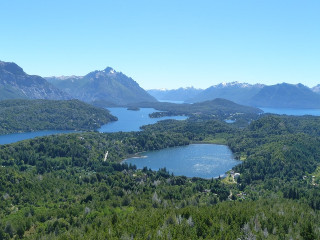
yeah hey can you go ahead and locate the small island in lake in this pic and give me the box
[127,107,140,111]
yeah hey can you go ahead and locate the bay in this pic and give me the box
[0,108,187,145]
[123,144,240,179]
[98,108,187,133]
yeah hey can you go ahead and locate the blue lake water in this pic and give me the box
[123,144,240,179]
[98,108,187,133]
[261,107,320,116]
[0,130,75,145]
[1,106,319,145]
[0,108,187,145]
[225,119,236,124]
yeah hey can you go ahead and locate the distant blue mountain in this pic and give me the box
[185,82,320,109]
[187,82,264,105]
[46,67,157,106]
[250,83,320,108]
[147,87,203,102]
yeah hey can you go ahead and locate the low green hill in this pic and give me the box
[131,98,262,124]
[0,99,117,134]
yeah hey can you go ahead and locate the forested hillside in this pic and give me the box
[1,114,320,239]
[0,99,117,134]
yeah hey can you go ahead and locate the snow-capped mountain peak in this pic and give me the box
[213,81,263,89]
[103,67,116,74]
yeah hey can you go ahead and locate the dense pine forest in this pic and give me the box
[1,113,320,239]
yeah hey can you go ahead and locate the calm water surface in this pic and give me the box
[0,130,75,145]
[0,108,187,145]
[124,144,240,179]
[225,119,236,124]
[98,108,187,133]
[261,107,320,116]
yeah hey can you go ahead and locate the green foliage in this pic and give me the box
[130,98,262,124]
[0,99,117,134]
[1,114,320,238]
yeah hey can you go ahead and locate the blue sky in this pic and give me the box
[1,0,319,89]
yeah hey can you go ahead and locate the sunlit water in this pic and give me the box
[123,144,240,179]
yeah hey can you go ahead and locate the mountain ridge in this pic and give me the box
[2,60,319,108]
[250,83,320,108]
[187,81,264,104]
[47,67,157,106]
[147,87,203,102]
[0,61,71,100]
[155,82,320,109]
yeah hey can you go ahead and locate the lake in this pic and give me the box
[225,119,236,124]
[0,130,76,145]
[123,144,240,179]
[98,108,187,133]
[0,108,187,145]
[261,107,320,116]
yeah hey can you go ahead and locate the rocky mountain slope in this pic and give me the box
[47,67,157,106]
[0,61,70,100]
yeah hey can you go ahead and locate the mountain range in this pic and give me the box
[46,67,156,105]
[147,87,203,102]
[0,61,70,100]
[250,83,320,108]
[149,82,320,109]
[0,60,156,105]
[186,82,264,105]
[1,60,319,109]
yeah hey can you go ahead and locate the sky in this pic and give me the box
[0,0,319,90]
